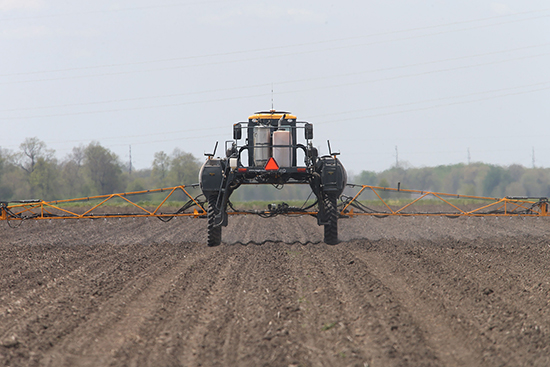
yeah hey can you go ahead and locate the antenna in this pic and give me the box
[271,83,274,110]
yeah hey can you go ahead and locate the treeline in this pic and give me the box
[0,138,200,201]
[2,138,550,202]
[356,163,550,198]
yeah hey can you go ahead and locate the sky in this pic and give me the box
[1,0,550,176]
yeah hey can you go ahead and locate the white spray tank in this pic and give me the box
[253,124,271,167]
[273,114,292,167]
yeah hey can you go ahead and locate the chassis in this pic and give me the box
[199,111,347,246]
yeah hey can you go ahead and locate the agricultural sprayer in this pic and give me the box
[199,110,347,246]
[2,110,549,246]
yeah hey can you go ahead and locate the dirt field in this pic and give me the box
[1,214,550,366]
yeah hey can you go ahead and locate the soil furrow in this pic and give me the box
[107,245,234,366]
[40,243,199,367]
[348,240,482,366]
[306,243,440,366]
[2,215,550,366]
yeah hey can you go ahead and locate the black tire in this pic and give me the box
[323,193,339,245]
[207,195,222,247]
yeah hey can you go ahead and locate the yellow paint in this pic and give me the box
[248,111,297,121]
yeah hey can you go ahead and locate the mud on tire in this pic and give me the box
[207,195,222,247]
[323,193,339,245]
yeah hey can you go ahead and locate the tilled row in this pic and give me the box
[1,216,549,366]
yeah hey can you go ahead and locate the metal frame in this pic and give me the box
[341,184,549,217]
[1,186,207,221]
[2,183,548,222]
[230,120,313,174]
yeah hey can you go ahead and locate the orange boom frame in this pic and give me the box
[341,184,548,217]
[1,183,548,223]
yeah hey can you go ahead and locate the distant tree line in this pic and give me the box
[2,138,550,202]
[0,138,200,201]
[356,163,550,198]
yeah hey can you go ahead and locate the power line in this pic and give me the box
[2,10,550,82]
[0,92,270,120]
[314,85,550,124]
[0,0,243,22]
[282,52,550,97]
[0,83,271,112]
[3,42,548,113]
[3,67,549,122]
[4,80,549,149]
[309,80,550,119]
[45,126,226,145]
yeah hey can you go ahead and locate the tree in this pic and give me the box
[152,151,170,186]
[18,137,53,174]
[83,142,124,195]
[457,163,487,196]
[0,148,14,200]
[407,167,442,192]
[0,148,5,187]
[482,165,511,197]
[167,148,200,186]
[441,164,465,195]
[29,157,58,199]
[356,170,377,186]
[521,169,550,197]
[15,138,56,197]
[378,177,390,199]
[60,146,86,198]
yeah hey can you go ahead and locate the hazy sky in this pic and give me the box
[2,0,550,175]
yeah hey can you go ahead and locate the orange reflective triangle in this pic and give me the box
[265,157,279,170]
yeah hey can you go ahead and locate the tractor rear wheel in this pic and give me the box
[207,195,222,247]
[323,193,339,245]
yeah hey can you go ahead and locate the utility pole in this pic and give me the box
[129,145,132,175]
[395,146,399,167]
[467,147,471,165]
[532,146,535,168]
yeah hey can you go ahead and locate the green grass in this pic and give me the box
[286,249,302,258]
[31,196,502,211]
[321,322,337,331]
[38,200,192,209]
[351,197,502,207]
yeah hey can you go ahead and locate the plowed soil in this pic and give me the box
[1,215,550,366]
